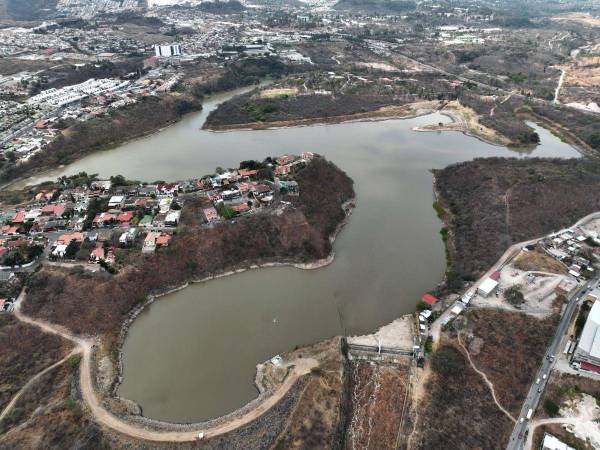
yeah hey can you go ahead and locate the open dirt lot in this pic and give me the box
[473,259,572,317]
[552,13,600,28]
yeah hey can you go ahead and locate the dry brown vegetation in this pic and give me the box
[271,339,347,449]
[205,93,406,129]
[0,360,111,449]
[22,158,354,352]
[462,309,557,415]
[344,361,410,450]
[434,158,600,290]
[411,344,513,449]
[0,315,71,412]
[513,248,568,274]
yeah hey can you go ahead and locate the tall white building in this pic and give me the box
[154,44,182,58]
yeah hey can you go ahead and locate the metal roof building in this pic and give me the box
[574,301,600,367]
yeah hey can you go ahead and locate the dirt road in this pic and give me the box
[12,292,317,442]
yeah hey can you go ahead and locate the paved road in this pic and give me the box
[506,277,598,450]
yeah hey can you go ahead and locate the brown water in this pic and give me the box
[30,90,581,422]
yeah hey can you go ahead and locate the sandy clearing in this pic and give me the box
[526,394,600,449]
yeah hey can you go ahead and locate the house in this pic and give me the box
[117,211,135,225]
[119,228,137,246]
[277,154,295,165]
[40,204,66,217]
[2,226,19,235]
[89,245,105,262]
[90,180,112,193]
[203,207,218,222]
[421,294,438,306]
[157,183,179,196]
[158,197,172,213]
[108,195,125,208]
[139,215,154,228]
[238,168,258,178]
[52,243,68,258]
[25,209,42,222]
[279,180,299,195]
[93,212,117,228]
[165,211,181,227]
[143,232,160,253]
[156,234,171,247]
[301,151,314,160]
[252,184,273,197]
[274,165,291,176]
[11,211,25,224]
[232,203,250,214]
[56,232,84,245]
[478,277,499,297]
[222,189,241,200]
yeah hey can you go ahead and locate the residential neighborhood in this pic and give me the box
[0,153,310,288]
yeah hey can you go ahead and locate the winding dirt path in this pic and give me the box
[12,292,317,443]
[457,335,516,423]
[0,348,79,422]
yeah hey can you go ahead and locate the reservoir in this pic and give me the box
[28,90,581,422]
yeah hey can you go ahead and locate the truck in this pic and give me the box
[564,340,572,355]
[526,408,533,420]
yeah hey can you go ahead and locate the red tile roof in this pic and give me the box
[422,294,438,305]
[156,234,171,246]
[490,271,501,281]
[238,169,258,177]
[117,211,134,223]
[41,204,66,216]
[11,211,25,224]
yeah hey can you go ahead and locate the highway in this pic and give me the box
[505,276,598,450]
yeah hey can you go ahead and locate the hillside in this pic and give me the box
[434,158,600,289]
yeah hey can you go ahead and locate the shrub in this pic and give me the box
[430,346,465,377]
[504,285,525,306]
[543,399,559,417]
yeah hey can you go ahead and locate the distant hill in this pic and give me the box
[196,0,245,14]
[333,0,416,14]
[0,0,59,21]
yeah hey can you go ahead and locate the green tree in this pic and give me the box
[431,346,465,377]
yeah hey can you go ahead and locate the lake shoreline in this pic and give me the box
[109,198,355,425]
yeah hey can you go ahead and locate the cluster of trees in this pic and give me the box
[206,92,400,127]
[459,93,540,145]
[504,285,525,307]
[192,57,294,97]
[1,244,43,267]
